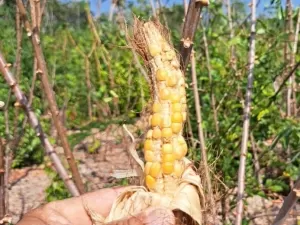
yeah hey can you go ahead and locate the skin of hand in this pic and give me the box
[16,186,175,225]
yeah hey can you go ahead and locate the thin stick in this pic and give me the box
[85,7,101,45]
[3,93,11,215]
[272,179,300,225]
[100,51,119,115]
[179,0,208,71]
[93,51,111,117]
[191,51,215,222]
[16,0,85,194]
[9,57,38,155]
[85,56,92,120]
[291,8,300,116]
[271,62,300,102]
[13,2,23,138]
[85,6,112,117]
[0,52,80,197]
[202,24,219,133]
[235,0,257,224]
[0,138,5,219]
[109,0,116,21]
[181,2,215,221]
[183,0,188,15]
[226,0,237,71]
[15,4,23,82]
[250,133,262,187]
[286,0,294,118]
[181,0,198,151]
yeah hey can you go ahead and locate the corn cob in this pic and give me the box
[85,19,205,225]
[140,22,188,196]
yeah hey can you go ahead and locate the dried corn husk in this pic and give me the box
[93,159,204,225]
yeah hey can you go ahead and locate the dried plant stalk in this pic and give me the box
[235,0,257,224]
[179,0,209,71]
[0,52,80,197]
[0,138,5,219]
[16,0,85,194]
[272,179,300,225]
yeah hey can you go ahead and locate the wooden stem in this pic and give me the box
[0,52,80,197]
[235,0,257,224]
[191,51,216,223]
[16,0,85,194]
[0,138,5,219]
[179,0,208,71]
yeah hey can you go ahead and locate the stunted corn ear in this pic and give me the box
[132,21,188,196]
[91,19,205,225]
[132,19,204,225]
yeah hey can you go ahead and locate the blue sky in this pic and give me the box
[62,0,300,16]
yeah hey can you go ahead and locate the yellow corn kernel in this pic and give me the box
[178,136,186,144]
[173,145,184,160]
[172,103,182,112]
[144,140,153,151]
[146,130,153,139]
[171,112,183,123]
[152,102,161,113]
[149,162,161,178]
[182,103,187,112]
[162,143,173,154]
[162,153,175,162]
[162,128,172,139]
[144,150,154,162]
[180,141,188,157]
[149,45,161,57]
[152,127,162,139]
[161,115,171,128]
[151,113,162,127]
[145,162,152,175]
[179,87,186,97]
[174,161,184,177]
[159,89,170,100]
[171,123,182,134]
[156,69,168,81]
[178,77,185,86]
[176,136,188,157]
[145,175,156,189]
[162,162,174,175]
[166,76,178,87]
[170,94,181,103]
[182,112,187,121]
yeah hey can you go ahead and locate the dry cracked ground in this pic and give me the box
[7,122,299,225]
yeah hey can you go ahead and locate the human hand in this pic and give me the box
[16,186,175,225]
